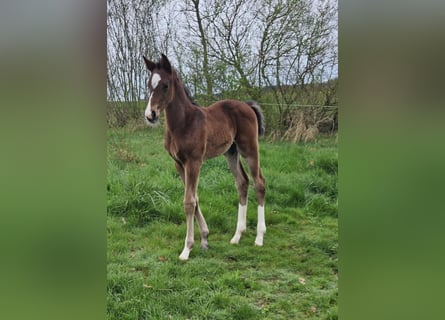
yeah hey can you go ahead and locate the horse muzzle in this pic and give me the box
[145,110,159,125]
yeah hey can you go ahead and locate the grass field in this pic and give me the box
[107,125,338,320]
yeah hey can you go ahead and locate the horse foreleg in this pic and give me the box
[179,161,201,261]
[176,162,209,250]
[179,204,195,261]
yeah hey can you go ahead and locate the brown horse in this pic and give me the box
[143,54,266,260]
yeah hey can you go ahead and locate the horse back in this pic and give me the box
[204,100,259,159]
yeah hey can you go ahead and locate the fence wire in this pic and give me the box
[258,103,338,109]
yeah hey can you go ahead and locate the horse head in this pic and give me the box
[142,54,175,125]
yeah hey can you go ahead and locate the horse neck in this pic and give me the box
[165,78,192,132]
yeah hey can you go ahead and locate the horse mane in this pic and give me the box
[183,83,200,107]
[174,68,200,107]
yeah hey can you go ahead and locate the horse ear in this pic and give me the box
[143,56,155,71]
[160,53,172,73]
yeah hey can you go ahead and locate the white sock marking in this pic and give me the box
[230,202,247,244]
[255,205,266,246]
[144,93,152,119]
[179,212,194,260]
[179,246,191,261]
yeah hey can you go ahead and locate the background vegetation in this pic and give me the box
[107,126,338,319]
[107,0,338,139]
[107,1,338,318]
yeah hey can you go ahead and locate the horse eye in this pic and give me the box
[162,83,169,91]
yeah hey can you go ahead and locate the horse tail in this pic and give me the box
[246,100,265,136]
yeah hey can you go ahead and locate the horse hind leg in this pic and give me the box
[245,154,266,246]
[225,145,249,244]
[195,197,209,250]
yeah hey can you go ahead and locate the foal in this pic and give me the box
[143,54,266,260]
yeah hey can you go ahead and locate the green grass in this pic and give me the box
[107,125,338,319]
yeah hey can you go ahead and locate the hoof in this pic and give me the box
[179,248,191,260]
[201,244,208,250]
[230,235,241,244]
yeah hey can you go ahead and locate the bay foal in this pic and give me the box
[143,54,266,260]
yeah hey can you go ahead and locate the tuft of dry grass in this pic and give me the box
[114,147,142,164]
[304,125,319,143]
[107,102,144,128]
[272,108,335,143]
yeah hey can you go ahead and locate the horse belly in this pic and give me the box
[204,130,234,160]
[204,140,233,160]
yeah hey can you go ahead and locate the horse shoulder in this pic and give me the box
[169,107,207,161]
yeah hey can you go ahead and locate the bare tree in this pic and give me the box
[107,0,338,134]
[177,0,214,99]
[107,0,161,102]
[173,0,260,100]
[204,0,260,98]
[258,0,337,129]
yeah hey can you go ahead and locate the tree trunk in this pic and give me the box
[192,0,213,98]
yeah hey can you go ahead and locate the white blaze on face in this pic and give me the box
[151,73,161,89]
[145,73,162,121]
[144,93,153,120]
